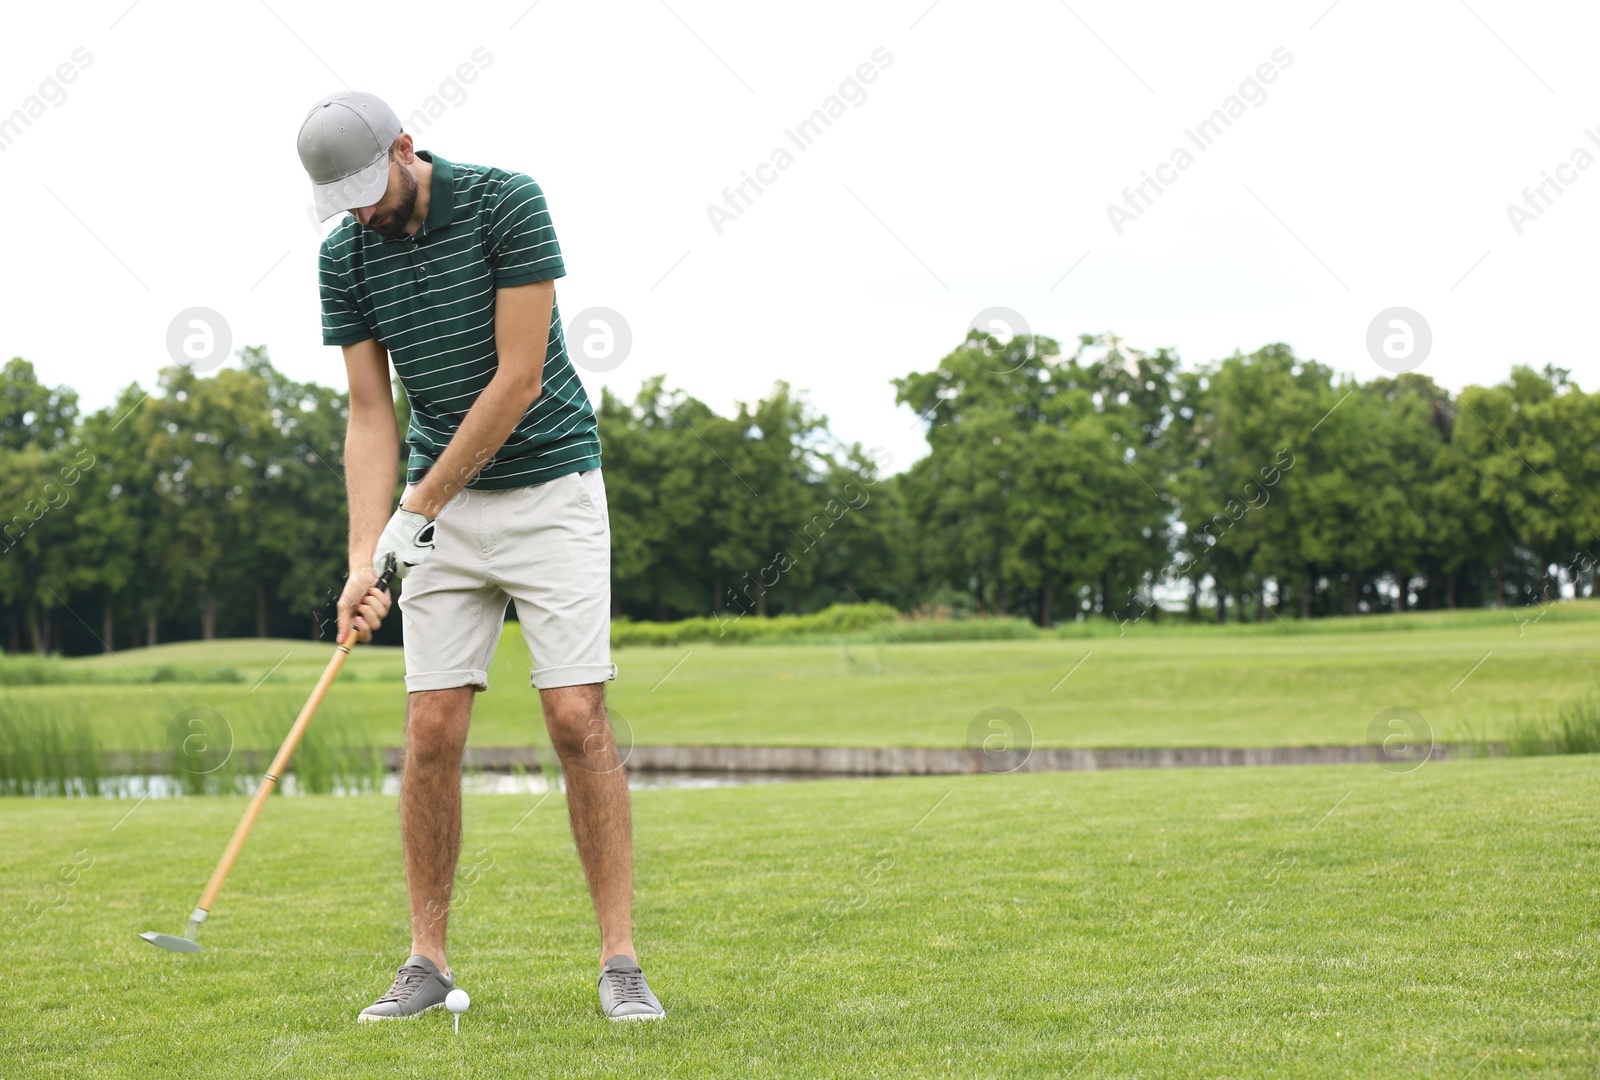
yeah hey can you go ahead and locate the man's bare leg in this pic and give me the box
[402,686,474,977]
[541,683,636,965]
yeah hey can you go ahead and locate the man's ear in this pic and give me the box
[392,132,416,165]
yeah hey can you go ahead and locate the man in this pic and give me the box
[296,90,664,1022]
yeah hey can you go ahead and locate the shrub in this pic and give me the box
[0,655,244,686]
[610,603,1039,647]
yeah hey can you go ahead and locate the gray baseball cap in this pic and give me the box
[297,91,403,221]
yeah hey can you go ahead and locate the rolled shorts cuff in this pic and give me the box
[405,668,490,694]
[532,661,618,690]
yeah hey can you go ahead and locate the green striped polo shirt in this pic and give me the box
[318,150,600,489]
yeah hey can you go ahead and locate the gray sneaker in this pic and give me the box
[358,954,454,1021]
[597,954,665,1020]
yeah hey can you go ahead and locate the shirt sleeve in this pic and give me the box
[485,173,566,288]
[319,243,374,346]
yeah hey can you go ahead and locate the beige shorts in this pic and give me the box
[397,467,617,693]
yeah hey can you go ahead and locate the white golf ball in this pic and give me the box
[446,988,470,1014]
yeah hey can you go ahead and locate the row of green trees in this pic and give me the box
[0,330,1590,654]
[895,331,1598,625]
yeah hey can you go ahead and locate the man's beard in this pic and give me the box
[368,166,418,240]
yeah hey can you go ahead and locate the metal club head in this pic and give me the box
[140,911,206,953]
[140,931,203,953]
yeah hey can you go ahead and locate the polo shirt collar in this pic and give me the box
[417,150,454,234]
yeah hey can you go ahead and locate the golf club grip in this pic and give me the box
[195,568,395,913]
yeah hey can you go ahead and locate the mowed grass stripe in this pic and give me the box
[15,606,1599,753]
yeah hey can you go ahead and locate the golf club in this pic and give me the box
[139,558,398,954]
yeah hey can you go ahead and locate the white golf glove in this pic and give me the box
[373,507,437,580]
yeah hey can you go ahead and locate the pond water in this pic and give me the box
[77,768,824,798]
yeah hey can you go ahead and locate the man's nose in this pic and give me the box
[354,204,377,225]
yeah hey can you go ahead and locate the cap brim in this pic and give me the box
[310,152,391,222]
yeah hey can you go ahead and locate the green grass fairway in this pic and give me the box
[2,757,1596,1077]
[22,603,1600,754]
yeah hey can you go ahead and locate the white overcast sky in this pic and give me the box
[2,0,1596,475]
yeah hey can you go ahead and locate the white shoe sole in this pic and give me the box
[608,1009,666,1021]
[357,1000,447,1022]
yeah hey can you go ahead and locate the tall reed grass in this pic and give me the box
[0,693,384,797]
[1506,693,1600,757]
[0,699,104,797]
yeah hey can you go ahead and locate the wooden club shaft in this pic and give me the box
[195,626,361,914]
